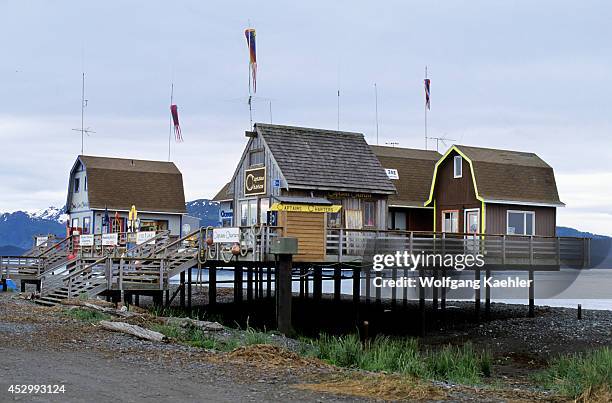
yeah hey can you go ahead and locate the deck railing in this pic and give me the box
[326,229,590,268]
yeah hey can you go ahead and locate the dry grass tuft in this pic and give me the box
[296,373,446,401]
[225,344,328,369]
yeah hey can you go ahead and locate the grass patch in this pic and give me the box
[306,334,491,385]
[535,347,611,401]
[245,326,272,345]
[64,308,111,323]
[149,322,239,352]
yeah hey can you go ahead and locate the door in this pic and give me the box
[464,209,480,253]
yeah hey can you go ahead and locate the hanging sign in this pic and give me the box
[244,167,266,196]
[102,233,118,246]
[270,203,342,213]
[35,236,49,247]
[213,227,240,243]
[220,210,233,219]
[79,234,94,247]
[136,231,156,245]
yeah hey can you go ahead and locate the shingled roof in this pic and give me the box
[371,145,441,207]
[255,123,396,194]
[212,182,232,202]
[452,145,563,206]
[70,155,186,213]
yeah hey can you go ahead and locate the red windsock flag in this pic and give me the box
[170,104,182,142]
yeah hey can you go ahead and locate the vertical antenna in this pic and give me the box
[337,90,340,130]
[374,83,379,145]
[80,72,85,154]
[168,83,174,161]
[269,100,273,123]
[72,72,94,154]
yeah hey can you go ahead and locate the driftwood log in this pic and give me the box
[99,321,167,342]
[160,316,224,332]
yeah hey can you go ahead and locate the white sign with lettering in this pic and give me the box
[136,231,156,245]
[213,227,240,243]
[35,236,49,246]
[79,234,94,247]
[102,233,118,246]
[385,168,399,180]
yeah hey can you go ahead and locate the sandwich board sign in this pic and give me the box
[102,233,118,246]
[79,234,94,247]
[213,227,240,243]
[136,231,156,245]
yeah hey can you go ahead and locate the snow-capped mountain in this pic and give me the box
[0,201,220,251]
[185,199,220,227]
[0,207,67,250]
[28,206,68,223]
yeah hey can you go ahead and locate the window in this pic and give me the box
[259,198,270,224]
[363,201,376,227]
[71,218,79,229]
[239,199,259,226]
[83,217,91,234]
[442,210,459,233]
[327,201,343,228]
[84,176,87,191]
[249,149,264,166]
[74,177,80,193]
[454,156,462,178]
[507,211,535,235]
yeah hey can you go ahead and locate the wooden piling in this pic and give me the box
[313,267,322,302]
[247,266,253,301]
[299,266,305,299]
[187,268,192,309]
[418,268,426,335]
[485,268,491,319]
[432,269,439,310]
[474,268,481,319]
[528,269,535,318]
[209,265,217,305]
[440,267,446,311]
[234,266,243,303]
[179,271,186,308]
[352,266,361,305]
[266,267,272,298]
[391,266,397,308]
[276,254,293,335]
[333,265,341,302]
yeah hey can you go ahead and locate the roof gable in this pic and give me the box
[70,155,186,213]
[255,123,396,194]
[425,145,563,206]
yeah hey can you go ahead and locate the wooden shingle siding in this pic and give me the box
[278,211,325,262]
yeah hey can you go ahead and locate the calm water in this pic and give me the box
[171,268,612,311]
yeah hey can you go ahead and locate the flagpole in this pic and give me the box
[168,83,174,161]
[425,66,428,150]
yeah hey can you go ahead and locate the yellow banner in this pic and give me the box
[270,203,342,213]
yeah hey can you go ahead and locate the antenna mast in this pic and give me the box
[71,72,95,154]
[374,83,379,145]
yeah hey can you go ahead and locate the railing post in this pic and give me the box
[501,235,506,265]
[160,259,165,290]
[529,236,534,267]
[556,237,561,266]
[119,258,124,292]
[409,232,413,255]
[338,229,344,262]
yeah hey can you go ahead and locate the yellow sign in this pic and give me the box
[270,203,342,213]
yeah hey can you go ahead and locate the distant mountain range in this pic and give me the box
[0,201,220,252]
[0,202,609,259]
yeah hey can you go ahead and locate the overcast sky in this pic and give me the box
[1,1,610,235]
